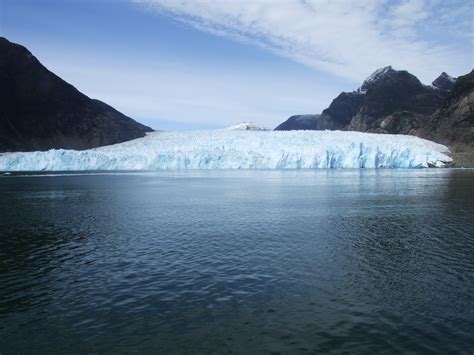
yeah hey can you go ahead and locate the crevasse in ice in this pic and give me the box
[0,130,452,171]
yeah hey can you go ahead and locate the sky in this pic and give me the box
[1,0,473,130]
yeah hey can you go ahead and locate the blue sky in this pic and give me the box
[1,0,472,130]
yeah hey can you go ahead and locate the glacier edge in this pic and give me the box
[0,130,452,171]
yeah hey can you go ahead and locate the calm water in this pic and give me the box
[0,170,473,354]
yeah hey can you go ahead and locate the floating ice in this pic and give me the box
[0,130,452,171]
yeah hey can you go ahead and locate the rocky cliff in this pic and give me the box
[431,71,474,151]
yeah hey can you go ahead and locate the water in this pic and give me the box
[0,170,473,354]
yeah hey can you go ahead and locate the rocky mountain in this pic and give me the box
[431,71,474,151]
[275,66,473,157]
[319,92,365,130]
[347,68,446,134]
[432,72,456,92]
[357,66,396,93]
[0,37,152,152]
[275,93,366,131]
[275,114,320,130]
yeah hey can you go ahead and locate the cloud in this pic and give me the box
[388,0,429,38]
[41,50,336,130]
[133,0,472,83]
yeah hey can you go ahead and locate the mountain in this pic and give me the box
[274,114,320,130]
[431,71,474,151]
[275,66,473,158]
[432,72,456,92]
[318,92,365,130]
[275,93,365,131]
[347,67,446,133]
[0,37,152,152]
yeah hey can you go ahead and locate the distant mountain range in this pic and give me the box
[276,66,473,156]
[0,37,152,152]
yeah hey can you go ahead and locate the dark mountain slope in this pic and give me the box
[431,71,473,151]
[274,66,473,156]
[318,91,365,130]
[347,67,446,134]
[274,114,320,130]
[0,37,152,152]
[432,72,456,92]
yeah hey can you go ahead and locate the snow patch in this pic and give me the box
[0,130,452,171]
[358,66,395,93]
[223,122,269,131]
[440,72,456,83]
[431,72,457,91]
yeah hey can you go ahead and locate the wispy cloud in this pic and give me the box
[134,0,472,83]
[388,0,429,39]
[41,51,336,129]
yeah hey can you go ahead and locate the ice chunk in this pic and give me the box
[0,130,452,171]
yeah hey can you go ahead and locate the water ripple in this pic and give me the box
[0,170,473,353]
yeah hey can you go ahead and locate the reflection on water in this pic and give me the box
[0,170,473,353]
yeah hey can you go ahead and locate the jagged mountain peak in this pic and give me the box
[358,66,397,93]
[439,72,456,81]
[432,72,457,92]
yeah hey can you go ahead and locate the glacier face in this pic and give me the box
[0,130,452,171]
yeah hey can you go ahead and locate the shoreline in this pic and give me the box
[449,152,474,168]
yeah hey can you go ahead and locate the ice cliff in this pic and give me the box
[0,130,452,171]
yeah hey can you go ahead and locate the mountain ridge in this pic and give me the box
[0,37,152,152]
[275,66,473,160]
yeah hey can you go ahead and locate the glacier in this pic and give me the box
[0,130,452,171]
[223,122,270,131]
